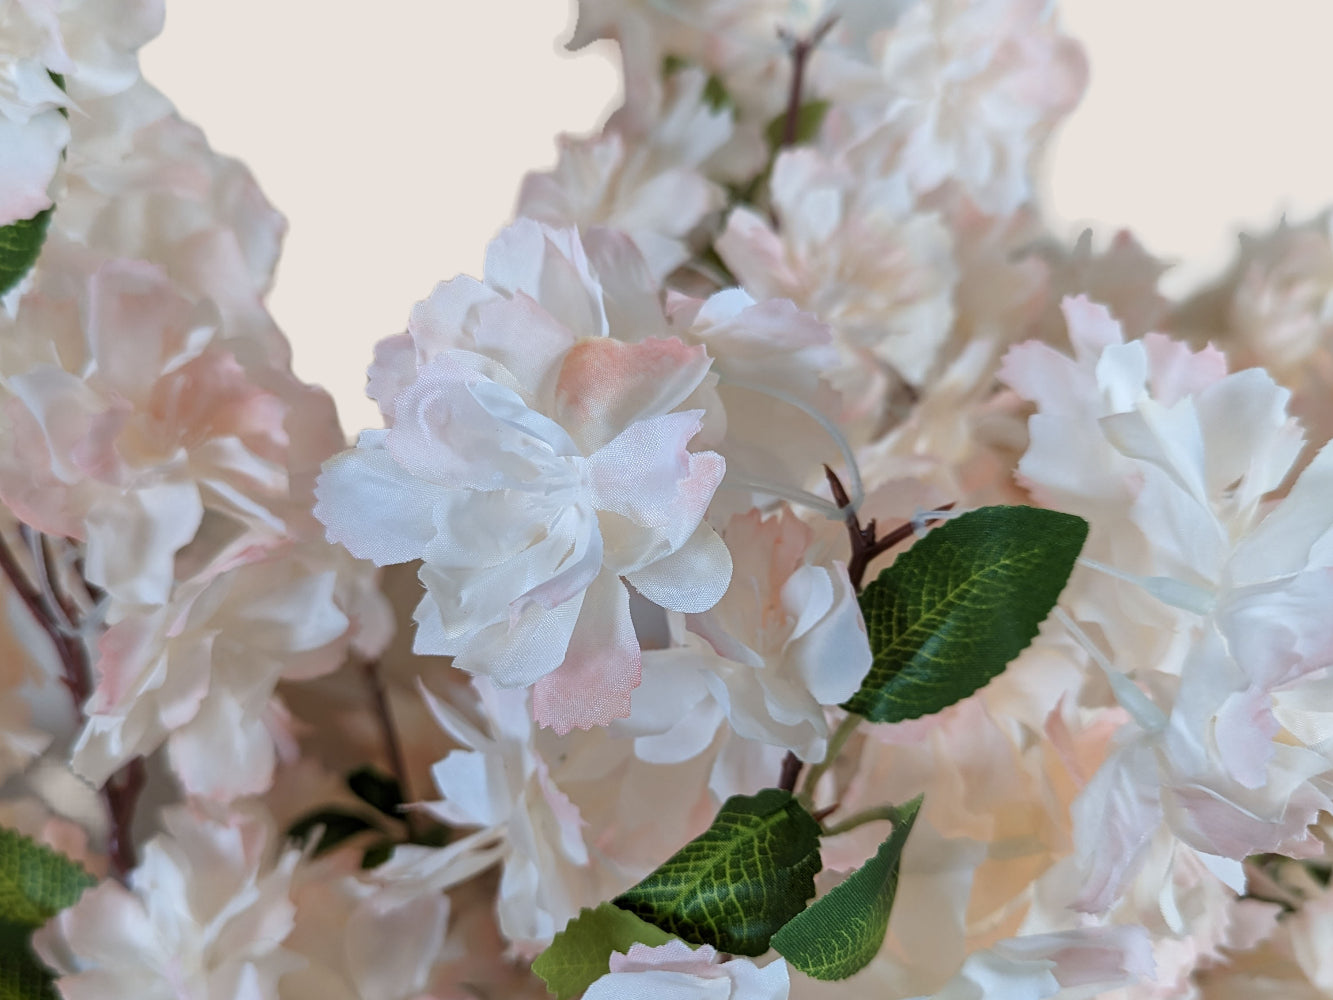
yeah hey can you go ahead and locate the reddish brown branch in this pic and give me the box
[778,16,838,149]
[824,465,955,591]
[0,526,144,878]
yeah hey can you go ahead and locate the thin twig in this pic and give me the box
[778,15,839,149]
[361,659,426,839]
[821,803,901,838]
[0,526,144,878]
[796,713,861,811]
[824,465,955,591]
[105,759,145,879]
[0,529,88,706]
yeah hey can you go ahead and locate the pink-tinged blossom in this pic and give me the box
[904,928,1153,1000]
[33,804,302,1000]
[584,940,789,1000]
[72,543,368,800]
[717,148,957,404]
[826,0,1086,215]
[0,0,163,227]
[622,506,871,763]
[518,67,743,282]
[1002,296,1333,910]
[316,221,731,732]
[281,851,450,1000]
[384,679,716,953]
[0,256,293,605]
[59,81,292,355]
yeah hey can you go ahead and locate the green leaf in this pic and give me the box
[0,827,96,929]
[772,796,922,980]
[531,903,677,1000]
[0,933,59,1000]
[346,766,404,818]
[286,809,383,856]
[0,208,54,299]
[613,788,821,956]
[359,838,396,870]
[843,506,1088,724]
[764,99,830,148]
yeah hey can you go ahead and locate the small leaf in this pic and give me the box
[773,796,922,980]
[359,838,396,870]
[613,788,821,956]
[0,827,96,928]
[286,809,382,856]
[346,766,404,818]
[0,933,60,1000]
[844,506,1088,724]
[0,208,54,299]
[702,74,731,112]
[532,903,677,1000]
[764,99,830,148]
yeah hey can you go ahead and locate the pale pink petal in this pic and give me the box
[626,519,731,614]
[554,337,714,454]
[1142,332,1228,404]
[83,479,204,605]
[167,693,276,800]
[532,569,639,733]
[0,112,67,225]
[587,410,723,570]
[406,274,499,357]
[1072,741,1163,913]
[314,441,437,565]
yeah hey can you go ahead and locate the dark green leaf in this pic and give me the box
[286,809,382,856]
[0,933,59,1000]
[843,506,1088,724]
[359,838,396,870]
[764,99,830,148]
[346,766,404,818]
[0,208,54,299]
[531,903,677,1000]
[0,827,96,929]
[613,789,821,956]
[410,823,452,848]
[772,796,922,979]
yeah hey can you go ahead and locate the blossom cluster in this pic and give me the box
[4,1,1333,999]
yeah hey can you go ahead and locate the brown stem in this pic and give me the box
[777,751,802,793]
[778,16,839,149]
[0,526,143,878]
[105,758,145,879]
[0,530,88,707]
[824,466,955,591]
[361,659,425,838]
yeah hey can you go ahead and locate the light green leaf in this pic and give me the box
[0,827,96,928]
[532,903,677,1000]
[613,788,821,956]
[772,796,922,980]
[0,208,53,299]
[843,506,1088,724]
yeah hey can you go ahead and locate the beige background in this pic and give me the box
[139,2,1333,433]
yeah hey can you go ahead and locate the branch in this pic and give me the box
[777,15,838,149]
[821,802,902,838]
[0,526,143,878]
[361,659,427,840]
[823,465,954,591]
